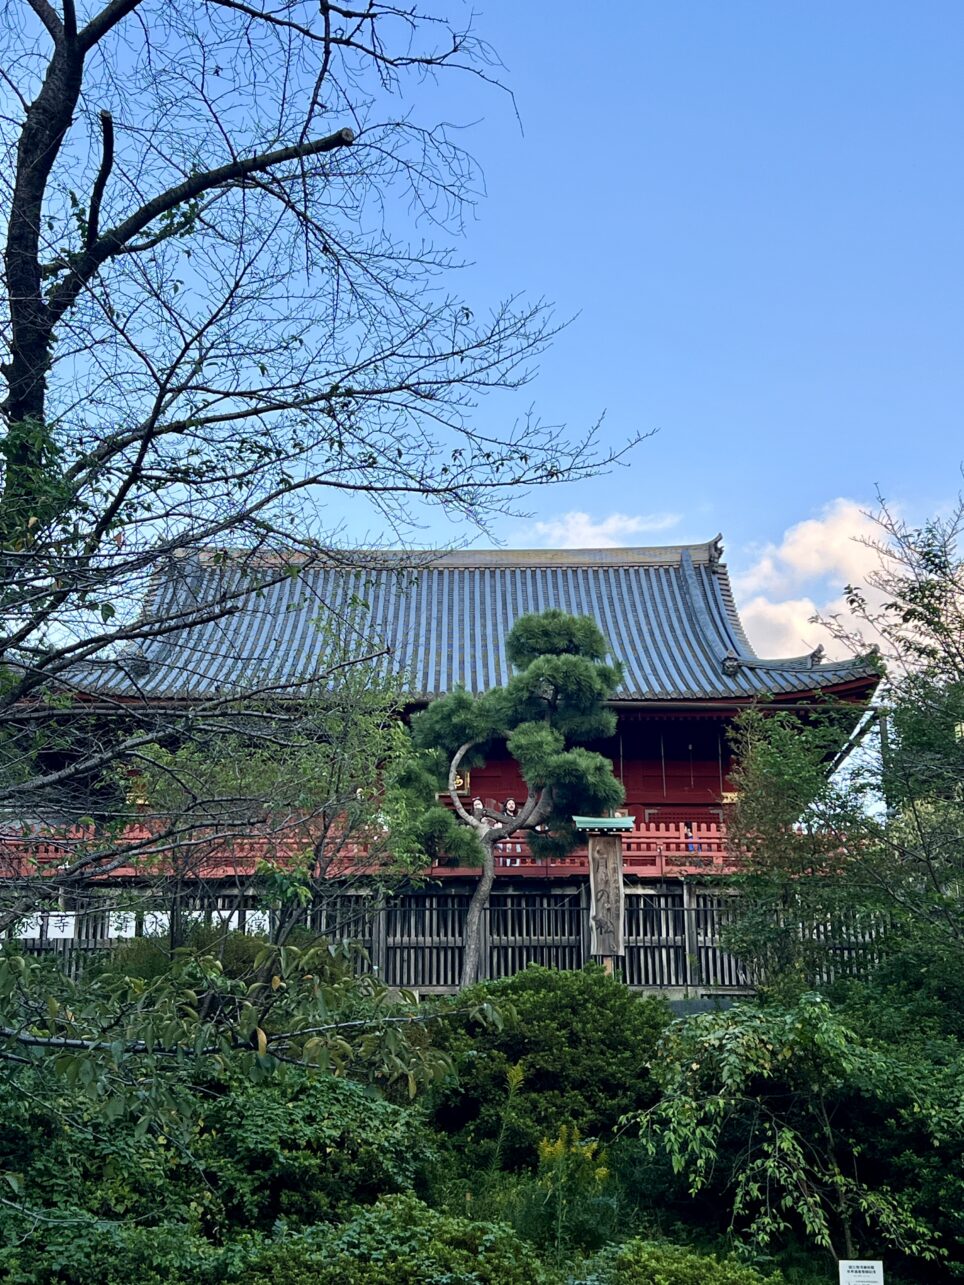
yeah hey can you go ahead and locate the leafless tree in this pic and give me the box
[0,2,633,923]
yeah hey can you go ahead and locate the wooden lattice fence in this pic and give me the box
[5,883,889,993]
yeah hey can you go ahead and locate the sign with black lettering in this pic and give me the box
[839,1262,883,1285]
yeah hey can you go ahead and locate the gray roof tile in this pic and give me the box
[84,541,879,702]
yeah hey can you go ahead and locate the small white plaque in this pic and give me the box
[839,1262,883,1285]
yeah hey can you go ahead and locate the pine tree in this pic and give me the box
[411,611,624,987]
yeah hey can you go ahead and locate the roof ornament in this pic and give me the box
[809,644,825,668]
[722,650,741,677]
[119,648,150,677]
[709,535,724,568]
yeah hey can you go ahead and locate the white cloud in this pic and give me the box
[732,499,886,658]
[526,510,681,548]
[739,593,835,658]
[734,499,881,599]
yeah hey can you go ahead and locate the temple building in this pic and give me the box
[85,537,877,822]
[9,539,880,994]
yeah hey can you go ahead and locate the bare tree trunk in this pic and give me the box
[817,1094,856,1260]
[168,867,185,952]
[460,834,494,989]
[3,30,82,432]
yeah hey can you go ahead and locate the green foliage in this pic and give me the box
[0,1217,235,1285]
[392,747,485,865]
[242,1193,556,1284]
[889,674,964,803]
[431,965,670,1170]
[0,937,463,1121]
[533,1124,614,1254]
[410,611,624,866]
[0,416,75,548]
[705,509,964,1280]
[101,924,269,981]
[135,659,425,887]
[729,704,857,843]
[631,993,951,1263]
[443,1164,624,1262]
[829,966,964,1276]
[579,1238,784,1285]
[0,1066,435,1283]
[725,701,964,987]
[727,508,964,979]
[505,610,611,670]
[191,1073,433,1230]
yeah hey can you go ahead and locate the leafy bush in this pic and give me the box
[0,1217,237,1285]
[194,1072,435,1230]
[244,1193,556,1284]
[0,1066,436,1280]
[630,994,956,1267]
[579,1238,784,1285]
[441,1124,624,1256]
[102,925,273,980]
[430,965,669,1169]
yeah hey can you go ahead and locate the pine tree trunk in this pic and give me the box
[459,834,495,989]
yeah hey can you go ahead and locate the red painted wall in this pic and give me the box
[460,714,737,826]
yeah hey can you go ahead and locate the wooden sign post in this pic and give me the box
[574,815,634,976]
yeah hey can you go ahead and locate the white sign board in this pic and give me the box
[839,1262,883,1285]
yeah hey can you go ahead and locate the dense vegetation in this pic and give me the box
[0,954,960,1283]
[2,0,958,1271]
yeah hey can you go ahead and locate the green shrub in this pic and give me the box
[444,1125,623,1257]
[96,931,181,980]
[194,1072,435,1230]
[101,925,274,980]
[244,1192,557,1284]
[0,1066,435,1279]
[0,1217,235,1285]
[430,965,670,1170]
[580,1238,784,1285]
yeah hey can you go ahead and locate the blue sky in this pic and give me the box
[354,3,964,655]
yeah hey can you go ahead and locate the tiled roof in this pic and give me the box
[82,541,879,702]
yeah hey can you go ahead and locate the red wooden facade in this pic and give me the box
[464,711,735,833]
[2,543,880,891]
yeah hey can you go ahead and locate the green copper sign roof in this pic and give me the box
[572,816,636,832]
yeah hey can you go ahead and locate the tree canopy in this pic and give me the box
[724,503,964,982]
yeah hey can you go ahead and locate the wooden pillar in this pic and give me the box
[478,900,491,982]
[588,832,625,973]
[682,881,701,991]
[579,881,592,968]
[371,897,388,982]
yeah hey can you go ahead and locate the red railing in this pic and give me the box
[1,819,735,881]
[434,820,733,879]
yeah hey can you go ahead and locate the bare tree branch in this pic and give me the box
[85,109,115,249]
[47,127,356,324]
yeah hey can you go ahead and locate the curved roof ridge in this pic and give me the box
[712,558,759,659]
[677,549,729,662]
[680,555,877,680]
[192,539,727,571]
[734,648,878,675]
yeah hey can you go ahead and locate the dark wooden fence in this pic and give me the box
[6,883,888,993]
